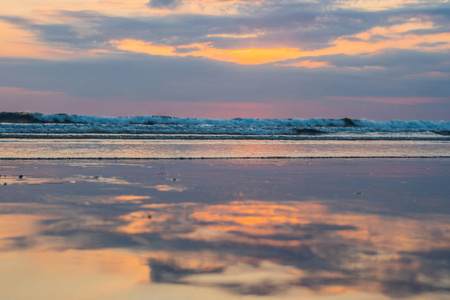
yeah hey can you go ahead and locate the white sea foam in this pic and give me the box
[0,112,449,139]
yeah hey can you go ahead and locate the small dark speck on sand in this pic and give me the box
[19,175,23,179]
[3,183,7,186]
[147,214,152,219]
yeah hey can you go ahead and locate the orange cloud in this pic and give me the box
[322,22,450,57]
[0,21,57,59]
[338,0,428,11]
[202,47,305,65]
[112,39,305,65]
[111,18,450,66]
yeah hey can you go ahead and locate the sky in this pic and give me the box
[0,0,449,120]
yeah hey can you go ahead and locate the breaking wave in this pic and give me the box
[0,112,449,139]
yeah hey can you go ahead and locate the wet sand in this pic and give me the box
[0,159,450,300]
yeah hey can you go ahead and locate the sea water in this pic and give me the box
[1,112,449,159]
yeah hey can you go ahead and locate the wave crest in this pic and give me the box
[1,111,449,130]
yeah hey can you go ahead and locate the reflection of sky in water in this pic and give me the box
[0,139,449,158]
[0,159,449,299]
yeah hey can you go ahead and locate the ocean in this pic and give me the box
[1,112,449,159]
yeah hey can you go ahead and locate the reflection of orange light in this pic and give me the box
[114,195,151,202]
[110,199,450,297]
[0,248,149,300]
[0,214,53,239]
[117,211,173,234]
[33,249,148,281]
[2,196,450,298]
[148,184,188,192]
[118,200,450,255]
[192,201,327,226]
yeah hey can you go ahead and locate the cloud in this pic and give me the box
[147,0,182,9]
[417,41,449,47]
[1,1,449,119]
[3,2,449,65]
[1,51,449,105]
[322,49,450,70]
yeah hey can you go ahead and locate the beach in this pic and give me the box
[1,157,449,299]
[2,0,450,297]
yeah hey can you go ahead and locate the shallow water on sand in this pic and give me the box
[0,159,449,300]
[0,139,449,158]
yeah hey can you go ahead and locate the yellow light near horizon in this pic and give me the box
[112,39,306,65]
[196,47,306,65]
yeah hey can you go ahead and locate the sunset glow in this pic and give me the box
[0,0,449,118]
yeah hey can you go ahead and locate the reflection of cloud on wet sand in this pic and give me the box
[0,174,134,186]
[0,213,57,250]
[117,203,196,234]
[119,200,450,251]
[0,248,150,300]
[2,197,450,298]
[115,200,450,296]
[146,184,189,192]
[181,261,300,295]
[114,195,152,204]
